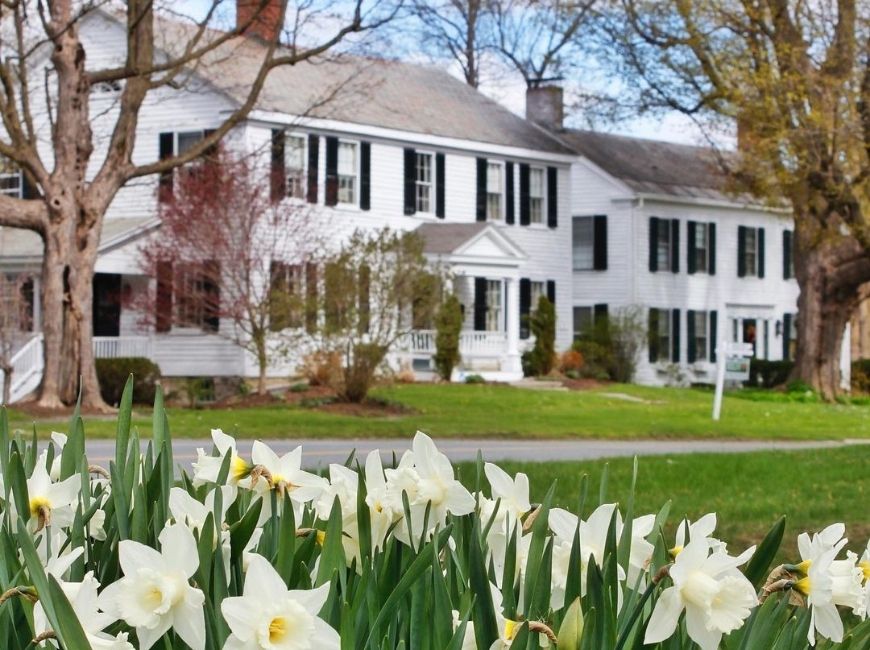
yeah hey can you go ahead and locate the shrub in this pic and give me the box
[851,359,870,394]
[433,294,463,381]
[525,295,556,376]
[340,342,389,403]
[572,306,646,382]
[464,373,486,384]
[572,339,613,380]
[289,382,309,393]
[95,356,160,405]
[559,349,584,374]
[746,359,794,388]
[300,350,343,388]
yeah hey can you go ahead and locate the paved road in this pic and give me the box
[83,437,868,470]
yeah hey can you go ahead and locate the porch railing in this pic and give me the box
[1,334,44,404]
[92,336,153,359]
[405,330,507,356]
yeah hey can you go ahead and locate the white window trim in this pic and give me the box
[744,227,759,277]
[414,150,436,216]
[0,159,22,199]
[528,166,547,226]
[572,216,595,271]
[336,138,361,208]
[694,223,710,274]
[656,222,672,271]
[486,160,505,222]
[284,132,308,201]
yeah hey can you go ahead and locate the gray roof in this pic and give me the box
[559,130,747,203]
[415,222,489,255]
[0,218,155,262]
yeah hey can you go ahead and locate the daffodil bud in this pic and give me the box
[557,597,584,650]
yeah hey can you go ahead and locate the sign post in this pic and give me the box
[712,341,753,421]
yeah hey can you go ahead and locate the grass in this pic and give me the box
[7,382,870,439]
[458,444,870,559]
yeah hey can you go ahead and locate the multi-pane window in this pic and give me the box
[657,224,672,270]
[174,263,210,330]
[0,157,22,198]
[693,310,708,361]
[485,279,502,331]
[285,135,306,199]
[744,227,758,276]
[694,224,709,273]
[573,306,593,341]
[650,308,672,362]
[177,131,204,155]
[337,141,358,205]
[415,153,433,213]
[572,217,594,270]
[529,281,545,311]
[269,262,303,330]
[486,162,503,221]
[529,168,545,224]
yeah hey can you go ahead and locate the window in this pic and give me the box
[486,162,503,221]
[693,311,708,361]
[783,230,795,279]
[415,152,433,213]
[657,223,672,270]
[573,306,593,341]
[744,228,758,276]
[174,262,219,332]
[649,308,672,362]
[787,315,797,360]
[572,217,594,270]
[694,224,709,273]
[176,131,204,155]
[337,141,358,205]
[529,168,545,224]
[285,135,306,199]
[269,262,303,330]
[485,279,502,331]
[0,157,22,198]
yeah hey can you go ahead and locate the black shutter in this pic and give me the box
[306,134,319,204]
[305,263,318,334]
[155,261,173,333]
[360,141,371,211]
[757,227,765,278]
[324,136,339,207]
[475,158,487,222]
[593,215,608,270]
[649,217,659,272]
[546,280,556,305]
[21,171,39,199]
[473,277,487,331]
[270,129,286,202]
[158,132,174,203]
[505,163,515,225]
[403,148,416,215]
[710,311,718,362]
[648,309,659,362]
[203,260,220,332]
[519,278,531,339]
[783,313,792,360]
[594,303,608,325]
[687,221,697,274]
[435,153,446,219]
[783,230,793,279]
[519,164,530,226]
[547,166,558,228]
[737,226,747,277]
[671,308,681,362]
[708,223,716,275]
[687,310,697,362]
[670,219,680,273]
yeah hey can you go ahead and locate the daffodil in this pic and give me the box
[98,523,206,650]
[644,538,757,650]
[193,429,252,486]
[24,462,81,530]
[793,545,843,645]
[34,572,133,650]
[671,513,724,556]
[220,553,339,649]
[481,462,530,531]
[250,441,327,500]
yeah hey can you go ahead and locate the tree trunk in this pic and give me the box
[37,217,110,412]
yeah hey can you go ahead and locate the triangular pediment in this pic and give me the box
[455,227,525,260]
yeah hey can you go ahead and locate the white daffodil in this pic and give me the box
[24,462,81,530]
[250,441,328,503]
[489,584,548,649]
[35,431,67,481]
[829,552,866,617]
[860,541,870,618]
[221,553,339,649]
[644,538,757,650]
[34,572,133,650]
[364,450,402,551]
[98,523,206,650]
[627,514,655,586]
[481,463,530,531]
[451,610,477,650]
[794,545,844,645]
[672,513,725,555]
[193,429,252,487]
[89,508,107,542]
[36,530,84,580]
[169,485,237,532]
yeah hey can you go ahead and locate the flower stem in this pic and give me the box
[614,564,671,650]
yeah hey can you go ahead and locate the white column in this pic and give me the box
[504,276,522,376]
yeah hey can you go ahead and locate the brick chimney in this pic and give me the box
[237,0,283,42]
[525,85,564,131]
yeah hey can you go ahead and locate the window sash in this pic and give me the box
[694,224,708,273]
[486,163,503,221]
[744,228,757,276]
[656,226,671,270]
[530,281,545,310]
[0,156,21,198]
[694,311,708,360]
[485,279,502,331]
[572,217,594,271]
[529,168,545,224]
[573,306,593,340]
[415,153,433,213]
[285,135,306,199]
[177,131,204,155]
[657,310,671,358]
[337,142,358,204]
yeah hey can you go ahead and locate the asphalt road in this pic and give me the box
[82,437,866,470]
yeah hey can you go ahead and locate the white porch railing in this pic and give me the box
[92,336,153,359]
[405,330,508,356]
[1,334,44,404]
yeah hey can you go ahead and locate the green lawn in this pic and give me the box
[459,444,870,559]
[7,382,870,439]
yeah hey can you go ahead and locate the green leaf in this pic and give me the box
[316,496,347,587]
[230,499,263,562]
[469,525,499,649]
[744,516,786,589]
[115,374,134,473]
[46,574,92,650]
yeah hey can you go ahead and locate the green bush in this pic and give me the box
[745,359,794,388]
[464,373,486,384]
[95,357,161,405]
[433,294,462,381]
[524,295,556,376]
[851,359,870,394]
[571,306,646,382]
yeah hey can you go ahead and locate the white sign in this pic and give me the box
[712,341,754,421]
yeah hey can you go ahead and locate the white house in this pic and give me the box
[0,5,578,401]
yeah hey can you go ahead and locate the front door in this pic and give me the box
[93,273,122,337]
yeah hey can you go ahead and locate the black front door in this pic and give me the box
[93,273,122,337]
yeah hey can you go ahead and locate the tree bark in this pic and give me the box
[256,334,268,396]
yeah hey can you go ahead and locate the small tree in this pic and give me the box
[526,295,556,376]
[575,306,647,382]
[433,294,463,381]
[314,229,440,402]
[0,275,32,405]
[138,149,320,395]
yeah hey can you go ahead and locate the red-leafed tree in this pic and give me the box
[137,148,322,396]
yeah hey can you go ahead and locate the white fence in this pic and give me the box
[405,330,507,356]
[92,336,153,359]
[1,334,44,404]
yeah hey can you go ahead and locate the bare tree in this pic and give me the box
[408,0,488,87]
[491,0,598,87]
[0,0,394,410]
[600,0,870,399]
[136,148,322,396]
[0,274,33,405]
